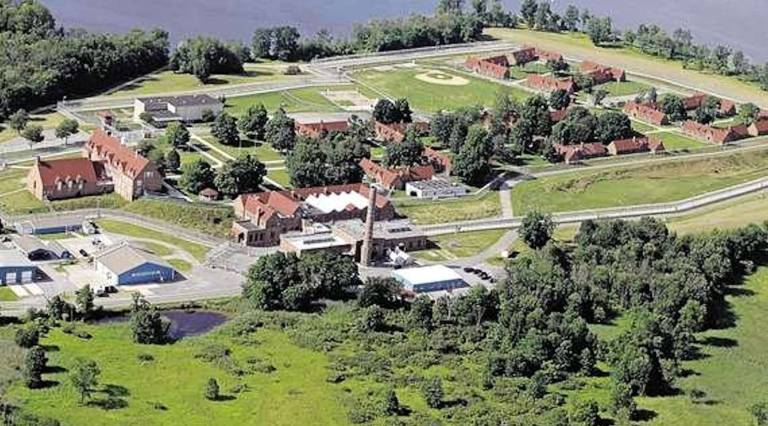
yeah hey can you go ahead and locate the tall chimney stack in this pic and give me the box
[360,186,377,267]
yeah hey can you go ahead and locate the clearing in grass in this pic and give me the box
[413,229,506,262]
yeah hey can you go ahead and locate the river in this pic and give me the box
[42,0,768,61]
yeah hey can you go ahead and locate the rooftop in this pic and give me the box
[392,265,464,286]
[94,242,172,276]
[0,250,34,267]
[138,94,222,108]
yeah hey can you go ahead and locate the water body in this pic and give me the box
[42,0,768,61]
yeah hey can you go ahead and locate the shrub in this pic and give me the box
[205,378,220,401]
[15,327,40,349]
[137,353,155,363]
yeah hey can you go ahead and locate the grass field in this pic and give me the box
[666,193,768,235]
[630,120,657,133]
[104,65,293,98]
[353,66,529,112]
[512,150,768,215]
[167,258,193,273]
[225,86,349,116]
[413,229,506,262]
[394,192,501,225]
[597,80,650,96]
[507,62,549,79]
[654,131,709,151]
[266,168,291,188]
[485,28,768,106]
[0,112,66,144]
[5,324,349,426]
[96,218,210,261]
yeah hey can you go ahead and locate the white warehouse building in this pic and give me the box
[133,94,224,124]
[391,265,468,294]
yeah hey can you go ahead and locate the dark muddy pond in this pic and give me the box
[97,310,228,339]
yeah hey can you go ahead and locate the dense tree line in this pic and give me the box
[0,0,169,116]
[285,132,369,188]
[169,36,247,82]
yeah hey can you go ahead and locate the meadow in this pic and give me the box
[394,191,501,225]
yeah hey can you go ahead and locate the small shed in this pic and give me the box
[391,265,468,293]
[94,242,176,286]
[199,188,219,202]
[0,250,39,285]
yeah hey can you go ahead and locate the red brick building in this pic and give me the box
[748,119,768,137]
[607,137,665,156]
[374,121,429,144]
[464,55,510,79]
[579,61,626,84]
[554,142,608,164]
[359,158,435,190]
[231,184,396,247]
[423,147,452,174]
[510,47,538,65]
[623,102,668,126]
[295,120,349,139]
[27,157,111,201]
[681,93,737,116]
[681,121,749,145]
[526,74,577,94]
[85,130,163,200]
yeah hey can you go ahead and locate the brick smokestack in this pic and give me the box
[360,186,377,267]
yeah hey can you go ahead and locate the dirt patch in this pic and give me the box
[415,70,470,86]
[321,89,377,111]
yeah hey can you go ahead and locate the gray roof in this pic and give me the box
[94,242,172,276]
[334,219,425,240]
[12,235,48,254]
[0,250,34,268]
[406,179,468,191]
[14,215,86,233]
[139,94,222,109]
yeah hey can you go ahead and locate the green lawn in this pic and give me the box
[512,150,768,215]
[353,66,530,112]
[225,86,348,116]
[394,191,501,225]
[167,258,193,273]
[630,120,657,133]
[5,324,349,426]
[0,287,19,302]
[0,112,66,144]
[654,131,709,151]
[136,241,175,257]
[0,190,127,216]
[596,80,650,96]
[194,131,283,163]
[96,218,211,261]
[413,229,506,262]
[266,168,291,188]
[507,62,549,80]
[105,65,292,98]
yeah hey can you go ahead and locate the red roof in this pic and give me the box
[86,129,151,178]
[34,158,99,187]
[682,120,748,144]
[295,120,349,138]
[359,158,434,189]
[526,74,576,93]
[555,142,607,163]
[510,47,537,64]
[465,55,509,79]
[749,119,768,135]
[579,61,625,84]
[623,102,667,125]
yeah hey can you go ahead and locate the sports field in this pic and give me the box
[352,65,530,112]
[225,86,350,116]
[512,150,768,215]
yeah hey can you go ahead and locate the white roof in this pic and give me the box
[392,265,463,286]
[0,250,34,267]
[304,191,368,214]
[94,242,172,276]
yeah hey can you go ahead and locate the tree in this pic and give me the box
[358,277,402,309]
[373,99,400,124]
[358,306,387,332]
[211,112,240,146]
[130,294,171,345]
[165,122,190,149]
[205,378,220,401]
[75,285,94,320]
[70,358,100,404]
[738,102,761,125]
[383,134,424,167]
[586,16,613,46]
[214,155,266,197]
[520,210,555,249]
[15,327,39,348]
[238,104,269,139]
[519,0,538,27]
[563,5,581,31]
[180,159,216,194]
[170,36,244,82]
[422,377,444,409]
[9,109,29,134]
[453,125,492,185]
[437,0,464,14]
[549,89,571,110]
[21,125,44,144]
[410,296,434,331]
[265,108,296,152]
[394,98,413,123]
[471,0,487,22]
[430,112,456,147]
[22,346,47,389]
[55,119,79,144]
[569,399,600,426]
[286,135,365,188]
[693,96,720,124]
[609,380,637,422]
[520,95,553,136]
[165,149,181,172]
[659,94,687,121]
[595,111,633,143]
[590,89,608,107]
[382,387,401,415]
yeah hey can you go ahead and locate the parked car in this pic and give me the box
[463,267,475,273]
[95,288,108,297]
[104,285,118,294]
[78,249,89,257]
